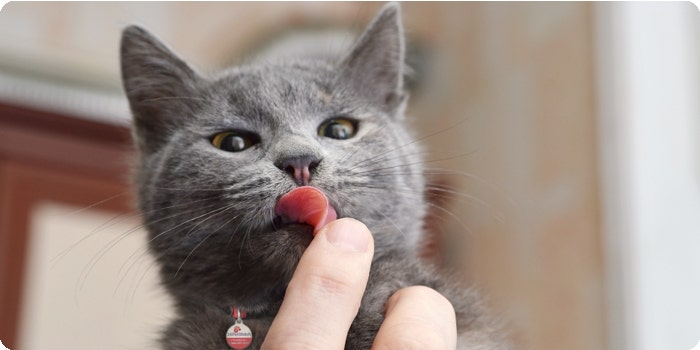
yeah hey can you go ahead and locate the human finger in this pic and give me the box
[372,285,458,350]
[262,218,374,349]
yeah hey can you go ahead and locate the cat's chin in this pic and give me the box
[270,222,315,239]
[262,221,316,252]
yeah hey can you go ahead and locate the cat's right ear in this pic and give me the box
[120,25,200,153]
[338,3,406,117]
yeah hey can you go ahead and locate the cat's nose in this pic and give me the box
[276,155,321,186]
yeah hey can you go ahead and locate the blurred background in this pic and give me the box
[0,2,698,350]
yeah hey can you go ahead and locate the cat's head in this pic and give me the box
[121,3,426,310]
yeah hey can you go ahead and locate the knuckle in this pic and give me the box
[302,267,357,298]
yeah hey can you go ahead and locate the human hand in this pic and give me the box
[262,218,457,349]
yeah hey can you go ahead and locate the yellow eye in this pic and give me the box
[211,131,259,152]
[318,118,358,140]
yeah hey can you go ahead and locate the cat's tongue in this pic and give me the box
[275,186,337,234]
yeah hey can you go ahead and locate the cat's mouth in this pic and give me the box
[273,186,338,234]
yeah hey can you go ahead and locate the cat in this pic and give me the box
[120,3,509,349]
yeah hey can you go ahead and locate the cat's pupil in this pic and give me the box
[211,131,258,152]
[330,123,349,139]
[222,135,246,152]
[318,118,357,140]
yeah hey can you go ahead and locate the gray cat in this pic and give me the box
[120,3,509,349]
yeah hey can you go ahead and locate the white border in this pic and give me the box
[595,3,700,350]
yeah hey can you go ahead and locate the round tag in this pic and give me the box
[225,322,253,349]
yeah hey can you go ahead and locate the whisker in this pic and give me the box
[350,150,479,177]
[147,186,229,192]
[76,219,147,299]
[345,182,504,224]
[51,209,140,267]
[141,96,211,103]
[110,202,223,294]
[374,207,407,237]
[50,191,131,217]
[141,202,234,249]
[339,126,387,165]
[348,184,475,235]
[55,195,224,267]
[127,253,161,307]
[174,205,240,278]
[425,202,474,236]
[348,116,471,170]
[423,167,519,207]
[119,204,236,301]
[426,186,506,223]
[349,148,432,171]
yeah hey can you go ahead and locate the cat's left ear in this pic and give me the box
[120,25,202,154]
[339,2,407,117]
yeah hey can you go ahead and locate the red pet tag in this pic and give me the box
[225,307,253,349]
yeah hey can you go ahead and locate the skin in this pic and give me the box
[262,218,457,349]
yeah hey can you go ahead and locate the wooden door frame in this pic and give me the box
[0,103,132,348]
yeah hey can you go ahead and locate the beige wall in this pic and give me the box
[18,202,173,350]
[407,3,605,349]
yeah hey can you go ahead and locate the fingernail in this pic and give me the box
[325,219,370,253]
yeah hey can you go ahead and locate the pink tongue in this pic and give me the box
[275,186,338,234]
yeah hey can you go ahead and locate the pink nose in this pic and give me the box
[277,156,320,186]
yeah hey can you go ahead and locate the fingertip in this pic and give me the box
[320,218,373,253]
[385,286,454,316]
[375,286,458,350]
[321,217,370,233]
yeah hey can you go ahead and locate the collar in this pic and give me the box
[222,305,278,320]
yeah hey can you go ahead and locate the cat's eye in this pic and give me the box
[318,118,358,140]
[211,131,260,152]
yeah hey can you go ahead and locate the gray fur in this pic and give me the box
[121,3,510,349]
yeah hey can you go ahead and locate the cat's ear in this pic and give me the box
[120,25,201,153]
[339,2,407,116]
